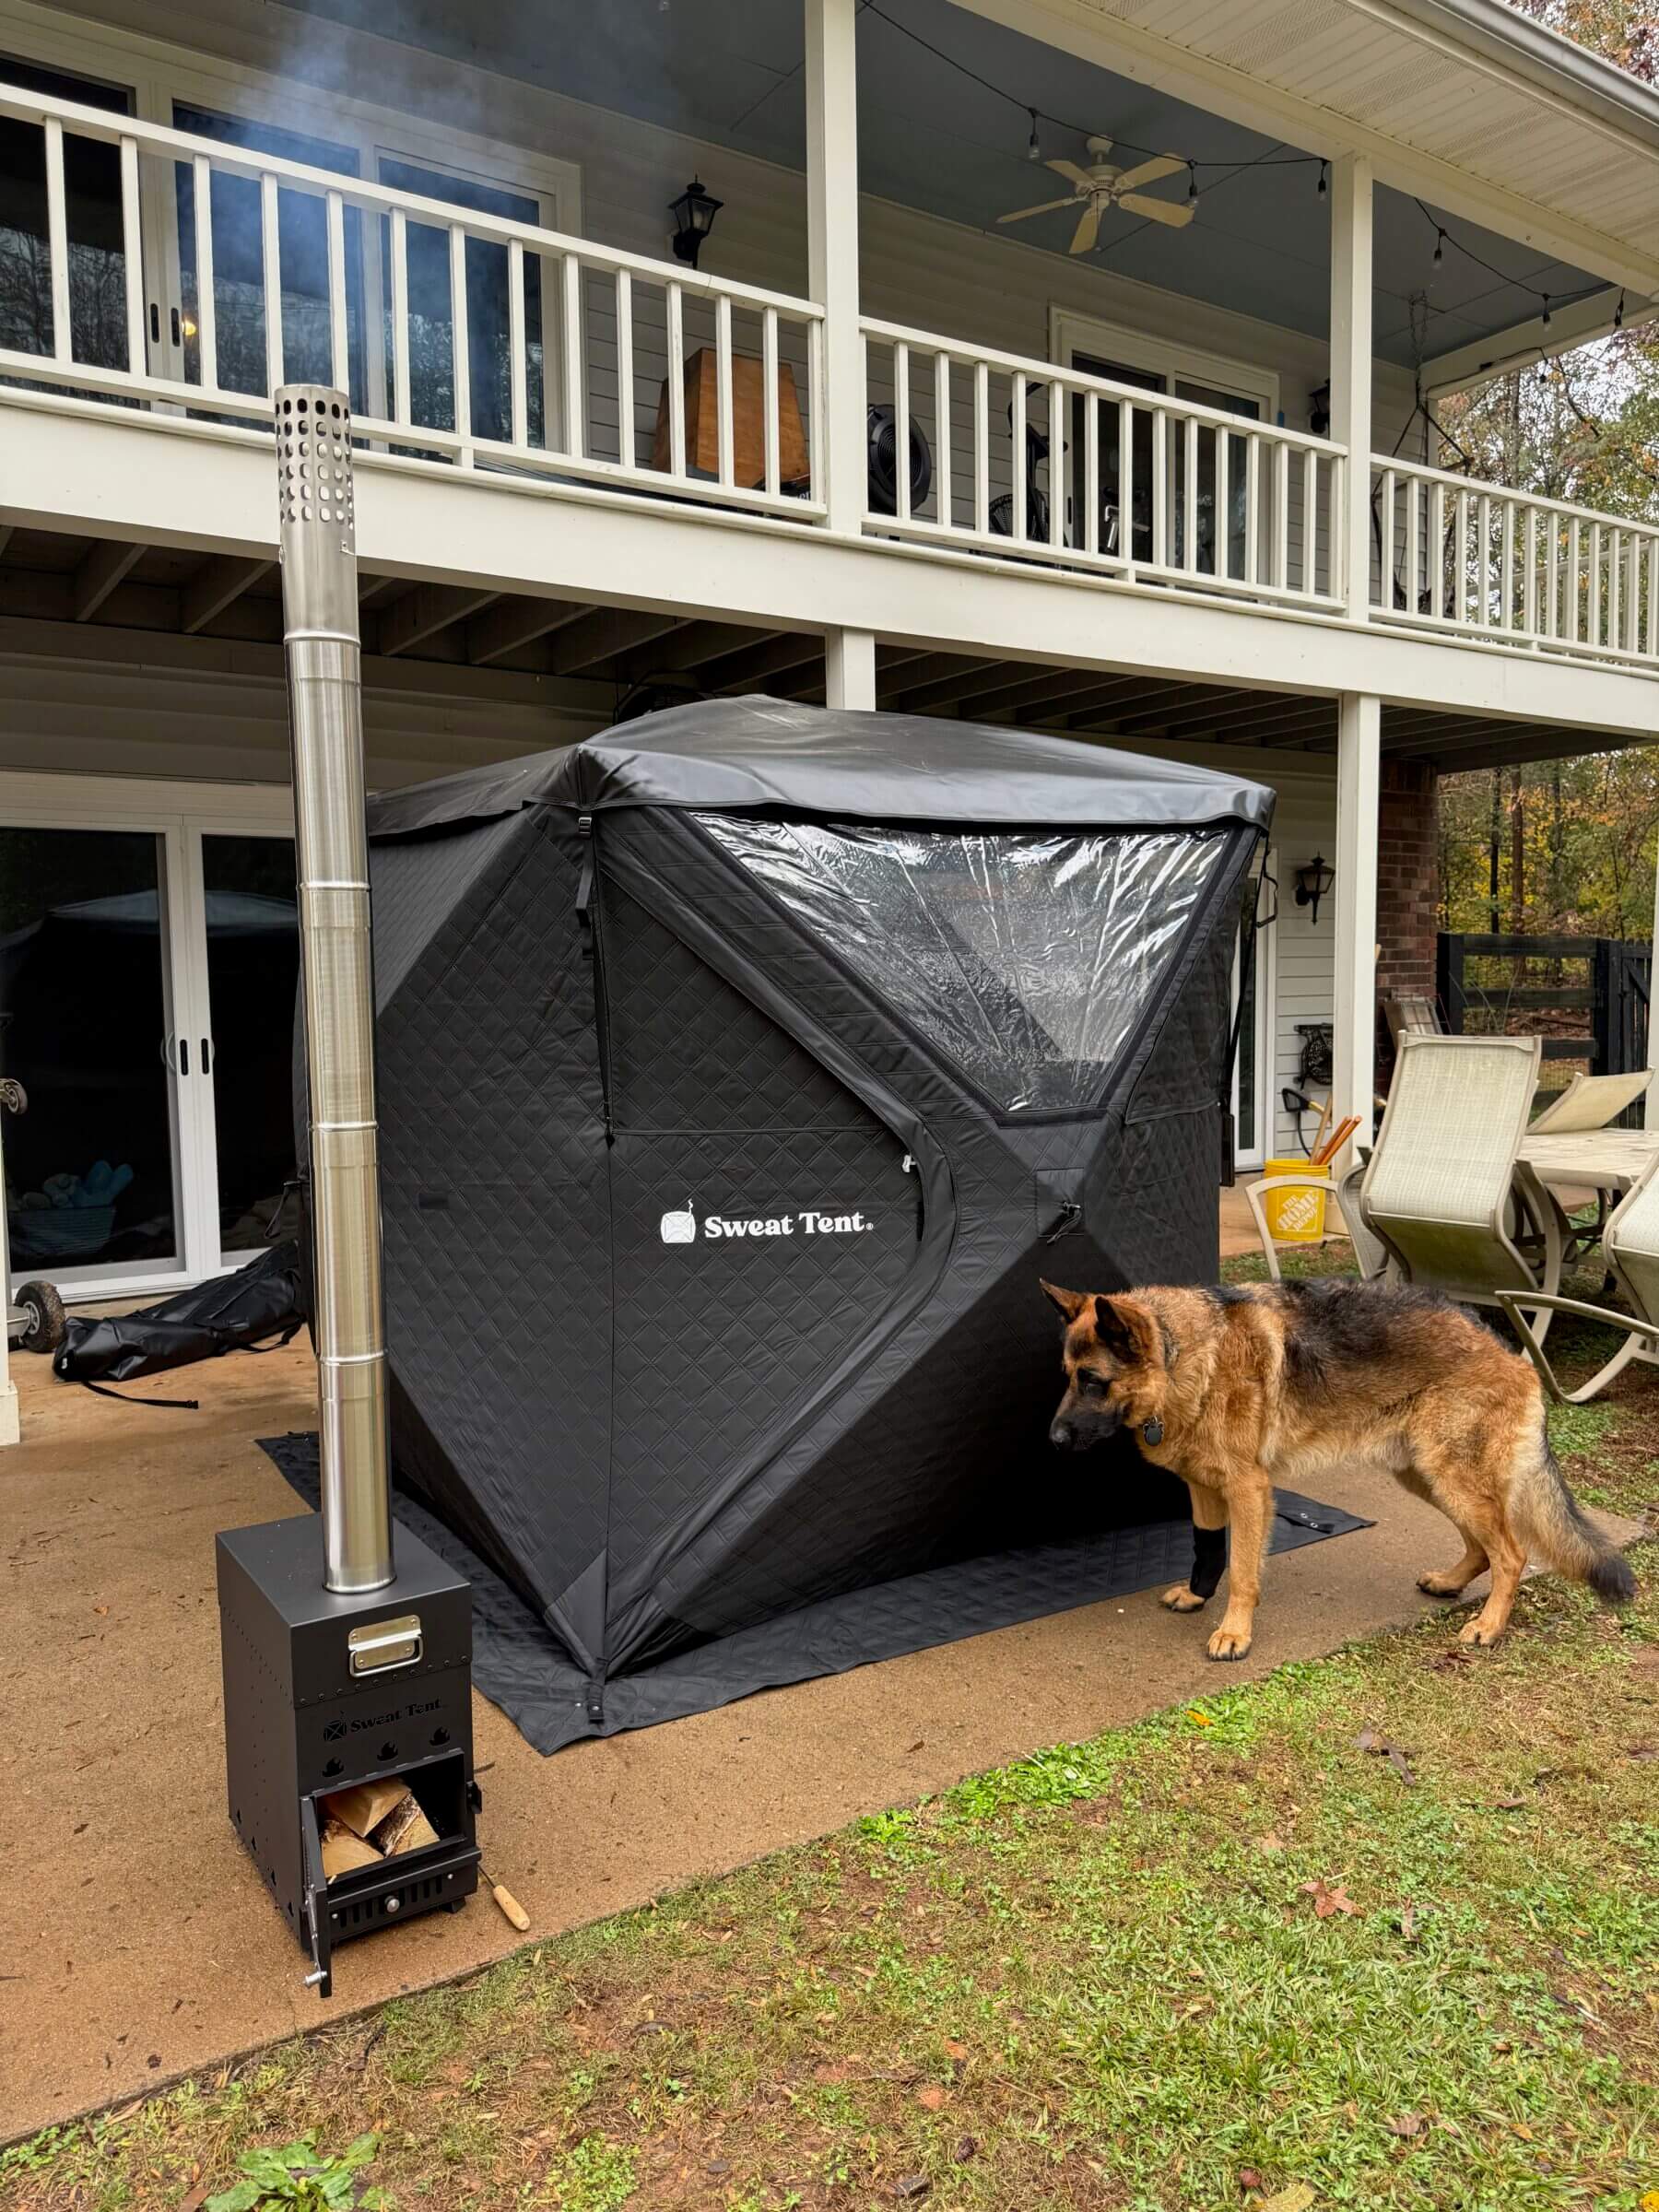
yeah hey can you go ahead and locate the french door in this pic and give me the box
[0,776,297,1300]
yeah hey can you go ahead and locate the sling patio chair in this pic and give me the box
[1499,1152,1659,1403]
[1359,1030,1565,1339]
[1526,1068,1654,1265]
[1242,1160,1387,1282]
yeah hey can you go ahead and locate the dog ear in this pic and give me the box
[1093,1294,1161,1364]
[1040,1280,1088,1323]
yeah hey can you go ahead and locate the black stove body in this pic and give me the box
[217,1513,481,1996]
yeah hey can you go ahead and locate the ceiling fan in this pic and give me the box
[999,135,1194,254]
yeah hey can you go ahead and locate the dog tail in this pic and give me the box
[1512,1409,1636,1606]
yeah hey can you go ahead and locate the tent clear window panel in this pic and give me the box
[697,817,1229,1112]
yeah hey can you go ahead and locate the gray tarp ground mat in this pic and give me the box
[298,700,1353,1753]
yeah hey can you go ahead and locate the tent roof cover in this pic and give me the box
[368,695,1277,838]
[343,702,1304,1752]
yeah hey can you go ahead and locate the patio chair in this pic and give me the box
[1381,993,1444,1049]
[1500,1153,1659,1402]
[1243,1160,1387,1283]
[1359,1031,1564,1338]
[1527,1068,1653,1134]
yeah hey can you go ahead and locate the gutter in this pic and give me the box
[1378,0,1659,153]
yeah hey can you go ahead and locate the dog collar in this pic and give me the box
[1142,1417,1164,1446]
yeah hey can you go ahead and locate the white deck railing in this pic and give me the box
[0,80,826,522]
[862,319,1347,613]
[1371,456,1659,669]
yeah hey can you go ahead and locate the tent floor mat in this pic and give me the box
[260,1433,1370,1754]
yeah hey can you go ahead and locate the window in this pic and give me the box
[1051,311,1277,580]
[696,815,1230,1114]
[0,57,133,371]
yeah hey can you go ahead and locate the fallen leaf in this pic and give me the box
[93,1605,109,1617]
[814,2062,853,2084]
[1187,1708,1214,1727]
[1238,2171,1265,2194]
[951,2136,977,2164]
[944,2040,968,2062]
[916,2085,946,2111]
[1253,1832,1287,1854]
[1257,2186,1316,2212]
[1638,2191,1659,2211]
[1354,1725,1382,1752]
[894,2176,931,2201]
[1626,1743,1659,1761]
[1492,1794,1527,1811]
[1385,2113,1427,2138]
[177,2187,208,2212]
[1354,1726,1416,1785]
[1300,1877,1361,1920]
[1400,1901,1418,1943]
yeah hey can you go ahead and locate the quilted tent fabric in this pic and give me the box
[329,701,1280,1746]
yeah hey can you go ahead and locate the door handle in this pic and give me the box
[201,1037,212,1076]
[171,306,182,347]
[159,1034,190,1076]
[148,301,159,345]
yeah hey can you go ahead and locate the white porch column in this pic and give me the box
[805,0,865,535]
[825,625,877,709]
[1648,840,1659,1129]
[1328,154,1374,621]
[1333,691,1382,1143]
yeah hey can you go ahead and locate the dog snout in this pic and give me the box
[1049,1416,1077,1450]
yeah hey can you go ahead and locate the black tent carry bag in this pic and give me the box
[54,1240,304,1387]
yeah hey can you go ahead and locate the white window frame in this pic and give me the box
[1048,307,1280,421]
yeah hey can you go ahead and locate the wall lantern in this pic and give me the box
[1308,381,1331,438]
[1294,853,1335,925]
[669,177,723,267]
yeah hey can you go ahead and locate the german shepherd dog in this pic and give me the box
[1041,1276,1634,1661]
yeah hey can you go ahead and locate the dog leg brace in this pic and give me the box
[1190,1523,1228,1601]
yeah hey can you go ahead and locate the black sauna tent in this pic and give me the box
[347,700,1275,1749]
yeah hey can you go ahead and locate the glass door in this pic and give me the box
[0,821,188,1288]
[195,831,301,1263]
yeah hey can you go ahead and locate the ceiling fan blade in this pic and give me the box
[1113,153,1185,193]
[1069,201,1102,254]
[1119,192,1195,228]
[1045,159,1093,187]
[997,196,1083,225]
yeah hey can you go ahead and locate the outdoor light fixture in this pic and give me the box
[1294,853,1335,924]
[669,177,723,266]
[1309,382,1331,438]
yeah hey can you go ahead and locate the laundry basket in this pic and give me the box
[1260,1158,1329,1241]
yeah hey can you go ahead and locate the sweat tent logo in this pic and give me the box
[659,1198,877,1244]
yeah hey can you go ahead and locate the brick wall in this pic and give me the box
[1375,759,1437,1068]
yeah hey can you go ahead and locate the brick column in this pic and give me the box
[1374,758,1438,1078]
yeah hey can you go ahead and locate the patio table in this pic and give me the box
[1518,1127,1659,1195]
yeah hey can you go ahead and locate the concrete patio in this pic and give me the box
[2,1288,1630,2146]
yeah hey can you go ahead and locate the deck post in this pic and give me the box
[805,0,865,535]
[1329,154,1373,621]
[825,626,877,708]
[1333,691,1381,1146]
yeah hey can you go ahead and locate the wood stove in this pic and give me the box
[216,384,477,1994]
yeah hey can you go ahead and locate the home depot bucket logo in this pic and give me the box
[659,1196,875,1244]
[1275,1188,1323,1235]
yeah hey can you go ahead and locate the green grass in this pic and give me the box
[6,1268,1658,2212]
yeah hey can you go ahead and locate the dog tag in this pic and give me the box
[1141,1418,1164,1446]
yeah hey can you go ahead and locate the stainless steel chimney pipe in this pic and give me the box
[275,384,394,1594]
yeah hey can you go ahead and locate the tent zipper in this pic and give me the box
[575,815,616,1142]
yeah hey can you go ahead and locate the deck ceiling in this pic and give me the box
[277,0,1622,363]
[0,526,1635,776]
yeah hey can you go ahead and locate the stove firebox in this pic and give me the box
[218,1515,479,1996]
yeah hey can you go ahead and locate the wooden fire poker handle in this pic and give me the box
[484,1874,530,1931]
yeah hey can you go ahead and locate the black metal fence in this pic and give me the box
[1435,933,1652,1112]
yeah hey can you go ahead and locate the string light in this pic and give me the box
[1027,108,1041,162]
[1432,229,1444,265]
[1615,288,1626,329]
[1187,162,1199,206]
[1317,159,1329,197]
[1541,294,1551,328]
